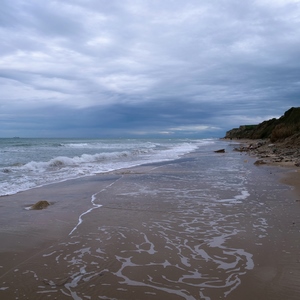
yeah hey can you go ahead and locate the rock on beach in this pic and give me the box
[30,200,50,210]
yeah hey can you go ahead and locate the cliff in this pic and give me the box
[225,107,300,143]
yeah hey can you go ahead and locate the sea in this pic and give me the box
[0,138,218,196]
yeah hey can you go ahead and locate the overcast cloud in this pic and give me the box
[1,0,300,138]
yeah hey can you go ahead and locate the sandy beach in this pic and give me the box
[1,146,300,299]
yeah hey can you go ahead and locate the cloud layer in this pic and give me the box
[1,0,300,137]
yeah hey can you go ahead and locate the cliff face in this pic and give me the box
[225,107,300,143]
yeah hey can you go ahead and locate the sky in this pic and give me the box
[0,0,300,138]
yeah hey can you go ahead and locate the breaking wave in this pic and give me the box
[0,139,215,196]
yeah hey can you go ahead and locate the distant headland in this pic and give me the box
[225,107,300,144]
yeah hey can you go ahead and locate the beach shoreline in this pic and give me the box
[228,137,300,198]
[1,144,300,299]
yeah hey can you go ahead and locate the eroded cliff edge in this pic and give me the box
[225,107,300,144]
[224,107,300,166]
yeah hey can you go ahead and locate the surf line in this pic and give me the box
[69,177,121,236]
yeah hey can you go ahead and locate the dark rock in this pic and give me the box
[214,149,225,153]
[254,160,267,165]
[30,200,50,210]
[284,151,296,156]
[273,157,284,162]
[234,147,246,152]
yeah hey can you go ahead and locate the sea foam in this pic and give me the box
[0,139,213,196]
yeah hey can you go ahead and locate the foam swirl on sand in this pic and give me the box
[32,188,256,300]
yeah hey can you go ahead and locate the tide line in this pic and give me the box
[69,177,121,236]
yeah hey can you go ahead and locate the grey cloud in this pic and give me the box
[0,0,299,137]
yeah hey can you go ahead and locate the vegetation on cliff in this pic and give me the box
[225,107,300,143]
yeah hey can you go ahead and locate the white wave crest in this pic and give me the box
[0,139,216,196]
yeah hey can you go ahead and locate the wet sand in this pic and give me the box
[281,169,300,197]
[0,150,300,299]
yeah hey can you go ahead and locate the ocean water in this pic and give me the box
[0,138,216,196]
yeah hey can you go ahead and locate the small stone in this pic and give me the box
[30,200,50,210]
[214,149,225,153]
[254,160,266,165]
